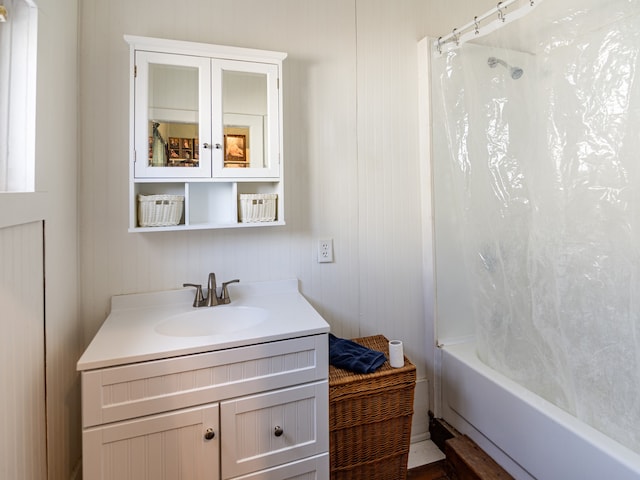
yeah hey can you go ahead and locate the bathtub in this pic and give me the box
[440,342,640,479]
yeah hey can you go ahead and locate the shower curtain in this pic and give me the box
[432,0,640,454]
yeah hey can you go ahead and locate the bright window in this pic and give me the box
[0,0,37,192]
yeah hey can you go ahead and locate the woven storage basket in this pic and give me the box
[137,194,184,227]
[239,193,277,222]
[329,334,416,480]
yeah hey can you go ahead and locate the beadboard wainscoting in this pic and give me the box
[0,221,46,479]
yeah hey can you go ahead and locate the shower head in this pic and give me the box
[488,56,524,80]
[511,66,524,80]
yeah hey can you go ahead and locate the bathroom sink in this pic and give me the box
[77,279,331,370]
[154,306,268,337]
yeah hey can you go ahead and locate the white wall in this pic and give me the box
[0,0,82,478]
[78,0,429,441]
[0,0,505,478]
[77,0,500,452]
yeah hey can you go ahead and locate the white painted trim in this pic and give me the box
[0,191,46,229]
[417,37,438,417]
[124,35,287,63]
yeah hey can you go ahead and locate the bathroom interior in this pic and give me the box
[3,0,640,479]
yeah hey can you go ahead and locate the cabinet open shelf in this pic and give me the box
[130,180,283,232]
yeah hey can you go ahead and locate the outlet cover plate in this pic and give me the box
[317,238,333,263]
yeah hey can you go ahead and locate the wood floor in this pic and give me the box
[405,420,514,480]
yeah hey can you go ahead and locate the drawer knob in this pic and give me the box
[204,428,216,440]
[274,426,284,437]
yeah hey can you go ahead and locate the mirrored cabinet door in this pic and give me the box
[212,59,280,178]
[134,51,212,178]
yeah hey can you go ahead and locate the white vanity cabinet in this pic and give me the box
[80,335,329,480]
[125,35,286,231]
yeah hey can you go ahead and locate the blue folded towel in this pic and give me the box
[328,333,387,374]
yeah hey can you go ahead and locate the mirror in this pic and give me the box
[145,63,272,171]
[147,63,200,168]
[222,70,268,169]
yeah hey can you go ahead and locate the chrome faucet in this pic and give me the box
[183,273,240,307]
[207,273,218,306]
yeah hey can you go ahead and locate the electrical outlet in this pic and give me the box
[317,238,334,263]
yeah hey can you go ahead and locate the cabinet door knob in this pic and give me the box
[274,426,284,437]
[203,143,222,149]
[204,428,216,440]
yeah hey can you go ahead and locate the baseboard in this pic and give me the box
[428,410,457,452]
[428,412,514,480]
[70,459,82,480]
[445,435,513,479]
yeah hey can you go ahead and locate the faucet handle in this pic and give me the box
[220,279,240,304]
[183,283,205,307]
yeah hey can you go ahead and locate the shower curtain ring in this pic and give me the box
[452,28,459,46]
[436,36,442,54]
[474,16,480,35]
[497,2,505,22]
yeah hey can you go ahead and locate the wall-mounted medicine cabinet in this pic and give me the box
[125,35,286,232]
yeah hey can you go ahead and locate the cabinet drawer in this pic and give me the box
[82,334,328,427]
[221,381,329,479]
[230,453,329,480]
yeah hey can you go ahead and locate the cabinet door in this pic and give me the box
[83,404,219,480]
[212,59,281,178]
[221,381,329,479]
[134,51,213,178]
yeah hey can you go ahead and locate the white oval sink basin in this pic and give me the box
[154,306,268,337]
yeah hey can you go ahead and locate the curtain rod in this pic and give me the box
[436,0,537,53]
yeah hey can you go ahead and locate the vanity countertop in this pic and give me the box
[77,279,330,371]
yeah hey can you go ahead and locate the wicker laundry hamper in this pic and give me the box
[328,334,416,480]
